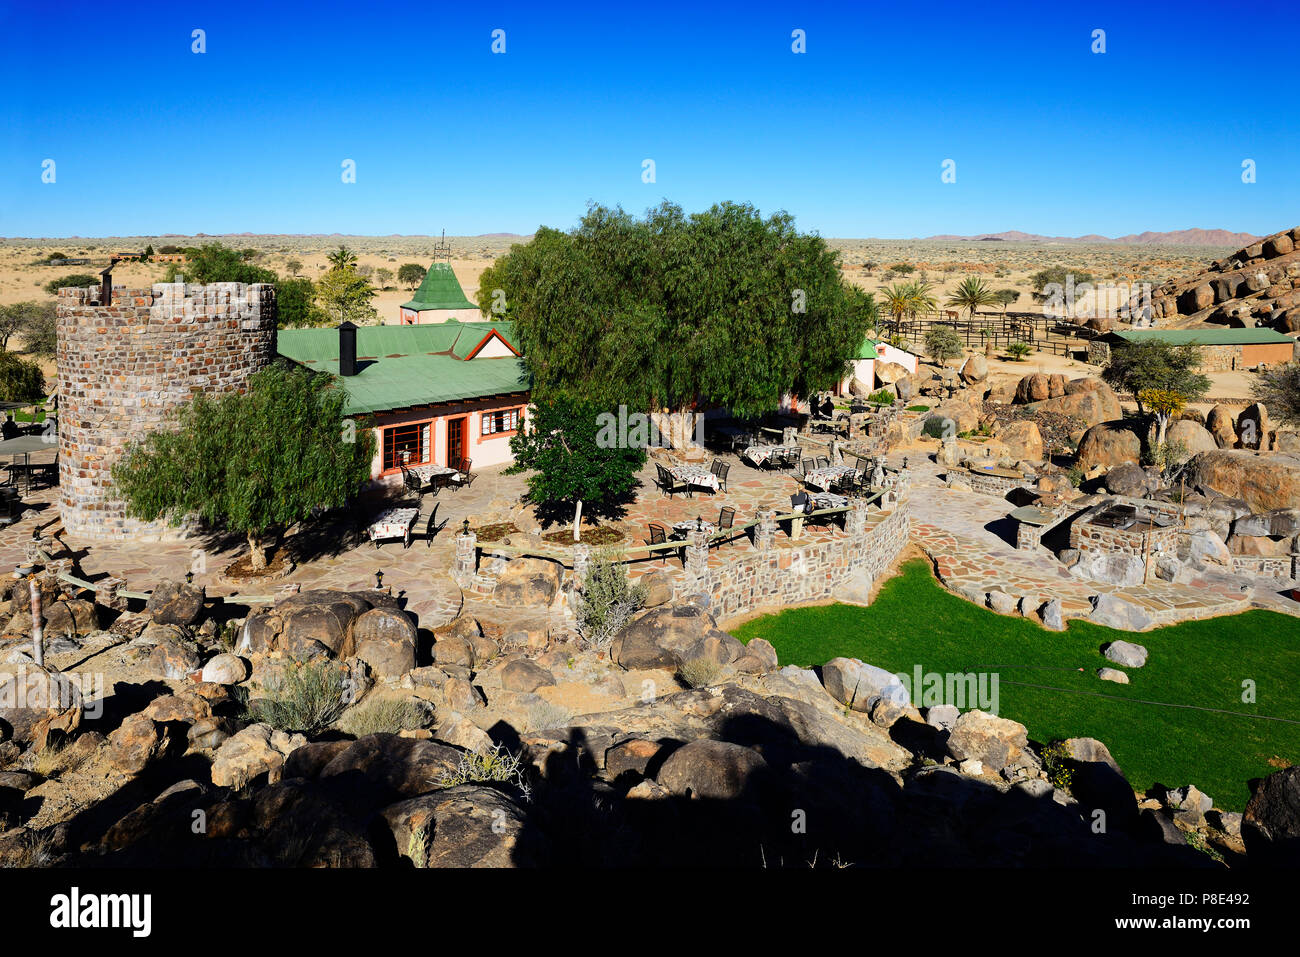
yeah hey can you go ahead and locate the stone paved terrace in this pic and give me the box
[889,448,1300,625]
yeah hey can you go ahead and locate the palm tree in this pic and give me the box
[879,280,936,330]
[326,245,357,271]
[905,280,936,321]
[946,276,999,322]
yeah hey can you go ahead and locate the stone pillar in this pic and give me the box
[573,542,592,584]
[755,510,777,551]
[684,528,710,581]
[453,532,478,587]
[1292,551,1300,582]
[782,426,798,447]
[96,576,128,612]
[829,438,842,464]
[846,500,869,537]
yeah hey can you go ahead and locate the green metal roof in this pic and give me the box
[400,262,478,312]
[853,337,878,360]
[276,321,528,416]
[1107,327,1295,346]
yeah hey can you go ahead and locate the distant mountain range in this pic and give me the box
[919,228,1260,246]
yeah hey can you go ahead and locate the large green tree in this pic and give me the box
[161,242,319,327]
[505,395,646,528]
[112,363,374,570]
[0,351,45,404]
[1101,339,1210,445]
[316,267,378,325]
[478,202,876,418]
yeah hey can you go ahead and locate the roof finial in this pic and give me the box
[433,228,452,264]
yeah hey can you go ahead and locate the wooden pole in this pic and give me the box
[29,577,43,668]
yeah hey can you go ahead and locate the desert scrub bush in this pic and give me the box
[245,658,348,735]
[866,388,894,406]
[922,415,954,440]
[524,700,571,732]
[577,547,647,649]
[1041,740,1074,792]
[1006,340,1033,361]
[338,695,430,737]
[407,825,431,868]
[435,744,532,801]
[923,325,963,364]
[677,656,722,689]
[1066,466,1085,488]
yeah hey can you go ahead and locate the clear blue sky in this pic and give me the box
[2,0,1295,239]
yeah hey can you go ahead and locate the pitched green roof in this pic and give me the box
[400,262,478,312]
[1108,327,1295,346]
[853,337,878,360]
[276,321,528,416]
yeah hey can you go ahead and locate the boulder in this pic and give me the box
[0,665,83,750]
[146,579,206,627]
[1188,529,1232,567]
[611,605,743,672]
[246,590,374,658]
[500,658,556,693]
[1181,450,1300,513]
[1205,405,1237,449]
[1166,419,1218,455]
[148,638,201,680]
[999,421,1043,461]
[1028,383,1122,428]
[925,704,959,731]
[200,653,248,685]
[1072,550,1146,587]
[210,723,306,788]
[1105,462,1152,498]
[1097,667,1129,684]
[1103,639,1148,668]
[1088,593,1153,631]
[986,591,1018,615]
[1040,598,1064,631]
[1164,784,1213,828]
[350,607,418,678]
[945,710,1028,772]
[1232,507,1300,538]
[106,713,171,774]
[875,360,909,385]
[819,657,909,712]
[492,557,564,607]
[379,785,541,867]
[960,353,988,384]
[1236,403,1272,451]
[656,739,769,800]
[1014,374,1050,403]
[1226,533,1289,557]
[1243,765,1300,865]
[639,569,674,608]
[1076,421,1142,472]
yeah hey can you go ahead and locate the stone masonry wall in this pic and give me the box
[57,282,277,540]
[683,502,911,620]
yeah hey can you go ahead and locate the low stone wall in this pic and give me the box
[946,467,1029,497]
[684,501,911,620]
[1230,555,1296,580]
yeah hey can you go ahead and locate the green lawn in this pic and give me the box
[733,559,1300,811]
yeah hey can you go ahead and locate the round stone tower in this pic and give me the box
[56,281,277,541]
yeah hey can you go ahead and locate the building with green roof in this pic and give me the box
[1090,325,1296,372]
[398,262,483,325]
[277,320,530,479]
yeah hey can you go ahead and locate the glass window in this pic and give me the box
[481,407,520,436]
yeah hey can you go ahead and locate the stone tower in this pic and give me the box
[56,281,277,541]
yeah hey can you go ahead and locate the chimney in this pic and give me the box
[338,321,358,376]
[98,264,114,305]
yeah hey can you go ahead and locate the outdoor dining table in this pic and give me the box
[671,518,717,538]
[809,492,850,511]
[367,507,420,548]
[669,463,719,493]
[803,464,858,491]
[742,444,797,468]
[408,463,461,485]
[0,433,58,495]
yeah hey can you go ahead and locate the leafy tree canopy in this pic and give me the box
[42,273,98,296]
[397,263,427,289]
[316,267,378,325]
[163,242,276,285]
[112,362,374,569]
[477,201,877,418]
[1251,361,1300,427]
[505,395,645,518]
[0,351,46,403]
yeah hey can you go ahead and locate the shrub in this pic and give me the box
[0,351,46,403]
[677,656,722,688]
[42,273,97,295]
[245,658,348,735]
[1066,466,1084,488]
[922,415,954,440]
[1006,340,1032,361]
[1041,740,1074,792]
[906,404,930,413]
[923,324,963,363]
[338,695,430,737]
[525,701,571,732]
[577,547,647,649]
[435,744,532,800]
[866,388,895,406]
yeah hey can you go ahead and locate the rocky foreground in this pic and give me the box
[0,576,1296,868]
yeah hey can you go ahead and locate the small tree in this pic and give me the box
[376,267,394,290]
[0,352,45,403]
[315,268,379,325]
[42,273,97,296]
[163,242,276,285]
[19,301,57,356]
[1252,361,1300,426]
[286,258,304,277]
[326,245,358,270]
[398,263,427,290]
[946,276,999,322]
[1006,340,1033,361]
[924,324,964,364]
[276,277,328,328]
[113,363,375,570]
[505,396,645,529]
[1102,340,1209,444]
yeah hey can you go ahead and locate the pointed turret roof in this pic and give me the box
[401,262,477,312]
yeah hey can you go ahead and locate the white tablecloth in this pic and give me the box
[810,493,850,511]
[672,520,717,537]
[409,463,461,484]
[804,465,858,491]
[368,507,419,542]
[670,464,719,492]
[742,444,798,467]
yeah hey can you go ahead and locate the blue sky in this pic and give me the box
[2,0,1295,238]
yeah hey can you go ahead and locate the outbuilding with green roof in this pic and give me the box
[398,262,483,325]
[1090,325,1296,372]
